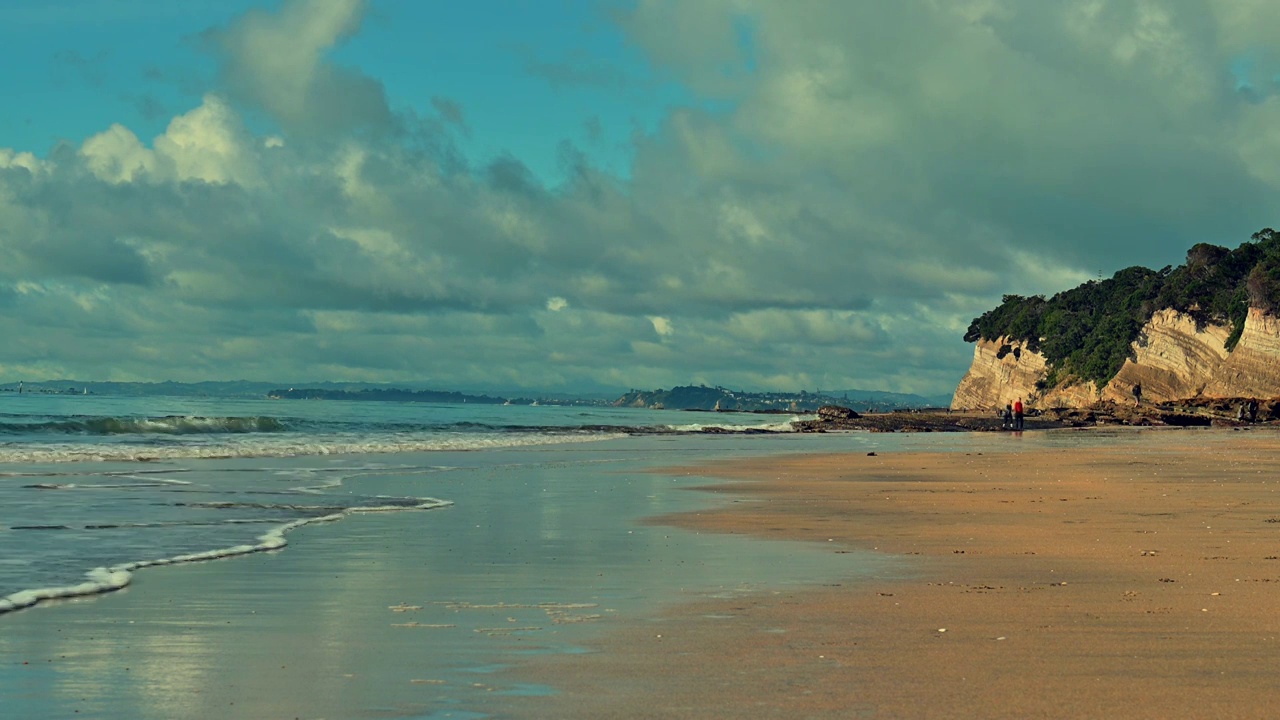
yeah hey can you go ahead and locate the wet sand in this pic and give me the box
[506,429,1280,719]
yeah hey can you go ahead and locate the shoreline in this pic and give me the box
[500,428,1280,719]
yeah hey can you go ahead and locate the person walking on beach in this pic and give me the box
[1002,403,1013,429]
[1133,382,1142,406]
[1013,398,1025,431]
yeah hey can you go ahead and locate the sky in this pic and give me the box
[2,0,1279,396]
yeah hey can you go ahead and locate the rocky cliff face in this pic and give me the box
[949,337,1050,411]
[1203,308,1280,398]
[952,307,1280,410]
[1104,309,1230,404]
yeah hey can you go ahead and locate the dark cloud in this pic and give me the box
[430,96,467,131]
[128,94,170,122]
[51,49,109,87]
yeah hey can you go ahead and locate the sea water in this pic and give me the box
[0,393,803,614]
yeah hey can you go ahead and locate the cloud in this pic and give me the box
[5,0,1280,395]
[202,0,393,138]
[79,95,259,185]
[430,96,467,133]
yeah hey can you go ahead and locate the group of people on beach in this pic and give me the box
[1001,398,1025,430]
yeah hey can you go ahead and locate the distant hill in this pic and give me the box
[0,380,610,404]
[0,380,284,397]
[0,380,948,411]
[614,385,946,413]
[267,387,509,404]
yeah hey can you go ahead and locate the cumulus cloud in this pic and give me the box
[202,0,393,137]
[4,0,1280,395]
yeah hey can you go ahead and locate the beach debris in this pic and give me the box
[1140,550,1158,556]
[995,636,1007,641]
[867,452,877,456]
[1211,592,1221,596]
[1158,578,1176,583]
[937,628,947,633]
[388,604,422,612]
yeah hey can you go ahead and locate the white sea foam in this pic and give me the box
[662,415,810,433]
[0,431,627,464]
[0,496,452,615]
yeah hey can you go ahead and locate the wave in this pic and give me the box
[450,416,810,436]
[0,431,628,464]
[0,496,453,615]
[0,415,811,464]
[0,415,289,436]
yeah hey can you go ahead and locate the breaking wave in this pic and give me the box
[1,415,288,436]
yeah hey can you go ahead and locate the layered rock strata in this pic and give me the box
[951,307,1280,410]
[1103,309,1230,404]
[1204,308,1280,398]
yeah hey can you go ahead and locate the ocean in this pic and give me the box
[0,394,803,615]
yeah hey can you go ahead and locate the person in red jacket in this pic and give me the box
[1013,398,1024,431]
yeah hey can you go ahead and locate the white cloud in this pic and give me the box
[80,124,157,183]
[80,95,257,185]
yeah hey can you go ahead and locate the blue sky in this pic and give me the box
[0,0,686,183]
[1,0,1279,396]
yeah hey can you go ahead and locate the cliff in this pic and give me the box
[952,307,1280,410]
[950,337,1050,411]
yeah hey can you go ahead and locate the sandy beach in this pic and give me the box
[502,428,1280,719]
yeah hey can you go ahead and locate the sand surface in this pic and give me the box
[503,429,1280,719]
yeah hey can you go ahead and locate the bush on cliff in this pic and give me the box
[965,228,1280,389]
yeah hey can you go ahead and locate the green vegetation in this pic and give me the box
[965,229,1280,390]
